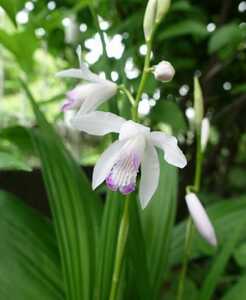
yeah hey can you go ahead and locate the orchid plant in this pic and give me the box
[54,1,217,300]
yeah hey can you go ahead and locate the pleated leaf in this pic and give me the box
[141,154,178,299]
[21,80,101,300]
[0,190,64,300]
[94,192,124,300]
[199,219,245,300]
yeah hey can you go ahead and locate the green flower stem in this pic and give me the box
[176,131,203,300]
[119,85,136,106]
[109,195,130,300]
[132,40,152,121]
[109,32,154,300]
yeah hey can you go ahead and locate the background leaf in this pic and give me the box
[0,190,64,300]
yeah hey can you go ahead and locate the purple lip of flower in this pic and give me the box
[120,183,135,195]
[61,100,73,112]
[132,153,141,170]
[106,175,118,191]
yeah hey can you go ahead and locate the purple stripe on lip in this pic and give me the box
[61,99,75,112]
[106,174,118,191]
[120,183,135,195]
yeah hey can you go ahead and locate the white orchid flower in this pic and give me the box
[185,193,217,246]
[56,46,117,116]
[72,111,187,209]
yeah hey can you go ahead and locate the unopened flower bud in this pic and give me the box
[153,61,175,82]
[143,0,158,42]
[201,118,210,152]
[185,193,217,247]
[156,0,171,24]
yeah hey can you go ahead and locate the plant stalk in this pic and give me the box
[109,196,130,300]
[132,40,152,121]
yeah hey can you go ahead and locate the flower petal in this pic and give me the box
[119,120,150,141]
[56,68,87,79]
[185,193,217,246]
[75,82,117,115]
[71,111,126,136]
[150,131,187,168]
[139,142,160,209]
[92,139,126,190]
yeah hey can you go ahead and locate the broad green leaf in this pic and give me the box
[141,155,178,299]
[126,198,151,300]
[151,100,187,135]
[94,192,124,300]
[0,0,25,27]
[0,151,31,171]
[0,190,64,299]
[222,275,246,300]
[234,243,246,268]
[199,219,245,300]
[170,196,246,266]
[159,20,208,40]
[208,23,243,53]
[0,29,38,73]
[21,80,102,300]
[0,126,34,155]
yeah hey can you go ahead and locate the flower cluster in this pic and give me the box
[57,45,217,246]
[56,46,185,209]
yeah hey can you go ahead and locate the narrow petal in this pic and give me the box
[71,111,126,136]
[150,131,187,168]
[139,142,160,209]
[56,68,87,79]
[92,139,126,190]
[56,67,103,83]
[185,193,217,246]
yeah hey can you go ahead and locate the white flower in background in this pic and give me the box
[201,118,210,152]
[56,46,117,116]
[185,193,217,246]
[153,60,175,82]
[71,111,187,209]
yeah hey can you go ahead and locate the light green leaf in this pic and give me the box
[0,151,31,171]
[0,29,37,73]
[0,0,25,27]
[0,190,64,300]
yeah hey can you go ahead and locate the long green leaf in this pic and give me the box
[141,155,178,299]
[21,80,101,300]
[94,192,123,300]
[199,219,245,300]
[0,190,64,300]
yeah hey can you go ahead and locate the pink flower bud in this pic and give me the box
[153,61,175,82]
